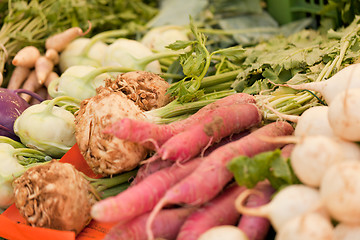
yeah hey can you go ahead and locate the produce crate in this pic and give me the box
[266,0,337,25]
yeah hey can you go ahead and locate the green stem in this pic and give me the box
[83,66,138,83]
[199,69,242,88]
[43,95,81,113]
[198,27,280,35]
[98,182,130,199]
[0,136,25,148]
[82,29,130,56]
[86,169,137,192]
[159,72,184,80]
[137,51,180,70]
[146,90,235,120]
[203,81,234,93]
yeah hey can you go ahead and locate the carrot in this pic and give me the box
[45,48,60,64]
[7,66,30,90]
[12,46,40,68]
[90,157,202,223]
[177,184,246,240]
[35,56,54,84]
[237,181,275,240]
[104,93,257,150]
[145,121,294,240]
[20,70,42,102]
[45,23,91,52]
[157,103,262,162]
[104,207,196,240]
[44,71,59,88]
[131,158,174,185]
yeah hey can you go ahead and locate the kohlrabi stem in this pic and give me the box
[82,66,138,83]
[85,169,137,192]
[0,136,25,148]
[137,51,180,70]
[14,89,45,102]
[43,95,82,113]
[82,29,130,56]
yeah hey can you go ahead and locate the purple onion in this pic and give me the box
[0,88,44,140]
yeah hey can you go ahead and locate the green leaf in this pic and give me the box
[213,46,245,59]
[167,40,196,51]
[227,149,300,190]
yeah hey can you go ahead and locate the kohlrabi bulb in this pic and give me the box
[13,101,76,158]
[59,38,108,72]
[102,38,161,74]
[49,65,111,100]
[141,25,189,52]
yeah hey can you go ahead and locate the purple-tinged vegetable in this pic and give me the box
[0,88,44,140]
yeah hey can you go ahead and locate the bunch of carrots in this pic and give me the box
[6,25,91,103]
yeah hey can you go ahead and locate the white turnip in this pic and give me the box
[293,106,335,138]
[285,63,360,104]
[333,223,360,240]
[320,161,360,225]
[235,184,323,231]
[327,88,360,141]
[290,135,360,187]
[275,212,334,240]
[198,226,249,240]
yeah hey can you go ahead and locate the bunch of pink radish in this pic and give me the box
[235,63,360,240]
[87,92,295,240]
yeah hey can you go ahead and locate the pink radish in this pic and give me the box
[283,63,360,104]
[238,181,275,240]
[146,121,294,240]
[320,160,360,225]
[157,103,262,162]
[104,93,257,149]
[104,207,196,240]
[235,184,323,231]
[276,212,334,240]
[7,66,30,90]
[327,88,360,141]
[12,46,40,68]
[35,56,54,84]
[45,24,91,52]
[177,184,246,240]
[90,157,202,223]
[131,158,174,185]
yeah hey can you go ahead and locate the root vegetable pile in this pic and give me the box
[13,160,97,234]
[6,13,360,240]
